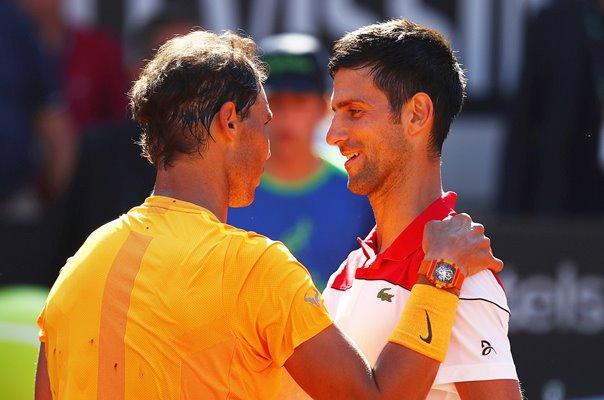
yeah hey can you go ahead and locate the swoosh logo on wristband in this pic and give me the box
[420,311,433,344]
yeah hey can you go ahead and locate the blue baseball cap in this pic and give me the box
[259,33,328,94]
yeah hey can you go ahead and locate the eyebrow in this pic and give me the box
[331,99,369,112]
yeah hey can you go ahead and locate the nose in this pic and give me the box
[326,115,346,147]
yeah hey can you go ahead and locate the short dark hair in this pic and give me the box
[129,30,267,169]
[328,19,467,156]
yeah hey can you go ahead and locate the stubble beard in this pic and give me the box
[347,162,381,196]
[227,159,258,209]
[347,141,411,199]
[228,179,256,208]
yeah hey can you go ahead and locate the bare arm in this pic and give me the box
[35,343,52,400]
[286,319,438,400]
[285,214,503,399]
[456,379,523,400]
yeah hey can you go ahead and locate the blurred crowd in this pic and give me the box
[0,0,200,287]
[0,0,602,286]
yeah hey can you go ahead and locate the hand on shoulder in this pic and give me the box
[422,213,503,277]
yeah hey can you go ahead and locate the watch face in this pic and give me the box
[433,262,456,284]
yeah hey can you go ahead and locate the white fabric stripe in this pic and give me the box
[0,323,40,347]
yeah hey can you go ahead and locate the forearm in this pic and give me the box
[286,326,438,400]
[371,342,440,400]
[368,282,459,399]
[342,282,458,399]
[287,283,459,399]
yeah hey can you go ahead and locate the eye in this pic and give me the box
[348,108,362,118]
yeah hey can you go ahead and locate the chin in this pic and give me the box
[228,192,255,208]
[347,179,370,196]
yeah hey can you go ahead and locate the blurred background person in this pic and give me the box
[0,3,66,396]
[17,0,129,135]
[15,0,130,204]
[499,0,604,215]
[0,0,50,210]
[0,0,73,219]
[228,33,374,290]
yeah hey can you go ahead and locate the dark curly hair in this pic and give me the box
[328,19,467,157]
[129,30,267,169]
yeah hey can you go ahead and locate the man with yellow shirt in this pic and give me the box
[35,29,502,399]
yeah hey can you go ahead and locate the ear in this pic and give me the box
[403,92,434,136]
[214,101,239,142]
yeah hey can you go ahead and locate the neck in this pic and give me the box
[152,159,229,222]
[265,149,322,182]
[370,158,443,253]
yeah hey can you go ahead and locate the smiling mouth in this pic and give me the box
[345,152,360,161]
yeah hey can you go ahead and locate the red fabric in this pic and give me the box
[330,192,502,292]
[61,28,128,132]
